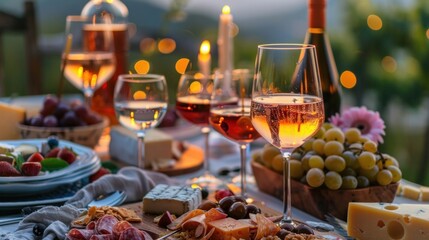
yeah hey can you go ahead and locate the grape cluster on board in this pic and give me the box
[24,95,103,128]
[254,123,402,190]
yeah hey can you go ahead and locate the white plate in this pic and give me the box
[0,180,87,210]
[0,162,100,195]
[0,139,98,183]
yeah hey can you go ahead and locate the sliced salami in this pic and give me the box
[118,227,145,240]
[112,220,133,238]
[66,229,94,240]
[86,221,96,230]
[95,215,119,235]
[89,234,114,240]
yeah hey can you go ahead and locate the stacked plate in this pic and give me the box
[0,139,100,211]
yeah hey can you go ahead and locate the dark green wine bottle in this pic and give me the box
[304,0,341,121]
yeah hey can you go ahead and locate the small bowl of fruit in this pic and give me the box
[18,95,108,148]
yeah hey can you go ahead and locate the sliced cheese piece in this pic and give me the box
[0,103,26,140]
[109,126,173,169]
[402,185,420,200]
[207,217,251,240]
[348,202,429,240]
[142,184,201,216]
[420,187,429,202]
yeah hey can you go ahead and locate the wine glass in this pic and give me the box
[175,71,223,188]
[114,74,168,168]
[250,44,324,223]
[209,69,260,197]
[63,15,116,106]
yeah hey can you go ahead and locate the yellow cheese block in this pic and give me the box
[207,217,251,240]
[0,103,26,140]
[348,202,429,239]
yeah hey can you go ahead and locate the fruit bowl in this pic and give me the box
[251,159,398,221]
[18,117,108,148]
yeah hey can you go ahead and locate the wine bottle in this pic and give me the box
[304,0,341,121]
[81,0,129,125]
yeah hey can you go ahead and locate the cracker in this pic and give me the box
[72,206,142,226]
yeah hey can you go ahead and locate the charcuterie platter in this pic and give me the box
[64,184,345,240]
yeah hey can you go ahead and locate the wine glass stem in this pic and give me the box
[281,150,292,223]
[239,143,249,197]
[84,91,93,108]
[137,132,145,168]
[201,126,211,174]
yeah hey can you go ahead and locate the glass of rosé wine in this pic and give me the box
[250,44,324,224]
[176,71,230,188]
[114,74,168,169]
[209,69,260,197]
[63,15,116,107]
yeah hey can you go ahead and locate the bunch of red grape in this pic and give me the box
[24,95,103,127]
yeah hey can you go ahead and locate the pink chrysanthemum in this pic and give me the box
[329,106,386,143]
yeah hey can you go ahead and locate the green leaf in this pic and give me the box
[7,152,24,172]
[41,158,69,172]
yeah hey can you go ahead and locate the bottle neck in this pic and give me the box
[308,0,326,30]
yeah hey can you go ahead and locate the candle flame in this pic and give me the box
[200,40,211,54]
[222,5,231,15]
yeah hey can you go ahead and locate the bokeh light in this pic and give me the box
[134,60,150,74]
[140,38,156,54]
[133,90,147,100]
[426,29,429,39]
[340,70,357,89]
[158,38,176,54]
[367,14,383,31]
[381,56,397,73]
[175,58,190,74]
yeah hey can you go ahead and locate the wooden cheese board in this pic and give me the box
[121,199,346,239]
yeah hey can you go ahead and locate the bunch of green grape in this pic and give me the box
[255,123,402,190]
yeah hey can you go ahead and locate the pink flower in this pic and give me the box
[329,106,386,143]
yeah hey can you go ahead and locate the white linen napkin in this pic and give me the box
[4,166,180,240]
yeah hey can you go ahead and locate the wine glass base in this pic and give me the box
[186,172,223,191]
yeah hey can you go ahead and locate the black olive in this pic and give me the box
[219,196,235,213]
[295,224,314,235]
[244,204,261,218]
[280,222,295,232]
[228,202,247,219]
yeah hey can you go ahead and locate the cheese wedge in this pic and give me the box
[142,184,201,216]
[348,202,429,240]
[0,103,26,140]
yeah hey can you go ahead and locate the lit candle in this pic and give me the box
[198,40,211,78]
[218,5,233,74]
